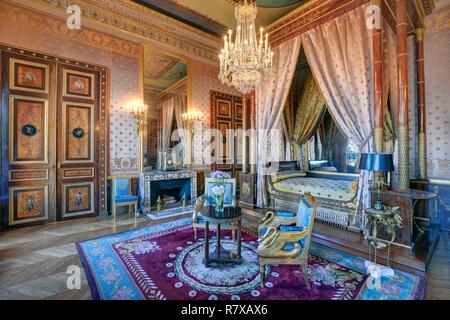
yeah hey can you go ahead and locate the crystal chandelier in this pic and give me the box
[218,0,274,94]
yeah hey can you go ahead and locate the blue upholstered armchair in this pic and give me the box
[111,176,139,221]
[192,173,237,240]
[257,192,318,289]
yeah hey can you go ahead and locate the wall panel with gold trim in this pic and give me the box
[8,185,49,225]
[9,95,48,164]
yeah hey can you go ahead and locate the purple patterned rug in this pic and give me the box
[78,222,370,300]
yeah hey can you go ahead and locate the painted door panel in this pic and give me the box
[57,65,99,219]
[1,53,56,226]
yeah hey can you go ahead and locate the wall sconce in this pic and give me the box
[130,101,147,134]
[182,110,203,134]
[181,110,203,123]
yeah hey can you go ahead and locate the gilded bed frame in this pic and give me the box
[266,161,362,231]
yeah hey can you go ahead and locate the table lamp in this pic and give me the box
[359,153,394,210]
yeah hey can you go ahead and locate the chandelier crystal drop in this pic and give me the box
[218,0,274,94]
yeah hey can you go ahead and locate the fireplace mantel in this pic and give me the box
[139,169,197,220]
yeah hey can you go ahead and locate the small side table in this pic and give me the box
[201,205,243,266]
[365,208,403,267]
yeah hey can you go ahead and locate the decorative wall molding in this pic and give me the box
[266,0,436,45]
[266,0,368,46]
[10,0,222,63]
[4,2,140,58]
[422,0,436,14]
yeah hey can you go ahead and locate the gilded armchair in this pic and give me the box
[192,174,237,240]
[257,192,318,289]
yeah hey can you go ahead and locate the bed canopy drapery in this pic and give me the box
[318,111,343,161]
[292,69,327,148]
[256,4,379,229]
[301,5,374,229]
[255,37,302,208]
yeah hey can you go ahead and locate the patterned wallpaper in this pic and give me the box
[0,2,140,174]
[424,5,450,179]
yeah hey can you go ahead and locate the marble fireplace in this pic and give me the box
[140,169,197,220]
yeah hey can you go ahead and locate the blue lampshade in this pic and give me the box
[359,153,394,172]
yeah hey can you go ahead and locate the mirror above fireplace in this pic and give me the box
[142,46,188,170]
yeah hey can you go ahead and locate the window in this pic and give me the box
[346,143,360,173]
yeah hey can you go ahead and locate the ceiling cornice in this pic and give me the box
[266,0,324,30]
[8,0,223,64]
[266,0,435,45]
[267,0,369,46]
[422,0,436,14]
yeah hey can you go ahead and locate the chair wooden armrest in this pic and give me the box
[259,226,278,247]
[258,211,274,234]
[258,227,310,257]
[278,228,309,243]
[192,196,205,223]
[258,211,297,236]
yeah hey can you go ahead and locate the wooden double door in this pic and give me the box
[1,50,106,227]
[210,91,243,179]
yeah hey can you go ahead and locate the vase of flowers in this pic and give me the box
[209,171,231,213]
[212,185,225,212]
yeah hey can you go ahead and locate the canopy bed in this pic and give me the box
[254,4,376,234]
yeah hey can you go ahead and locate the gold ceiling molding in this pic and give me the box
[266,0,435,44]
[17,0,223,63]
[414,0,427,25]
[412,0,435,27]
[266,0,369,46]
[266,0,325,31]
[422,0,436,14]
[85,0,220,45]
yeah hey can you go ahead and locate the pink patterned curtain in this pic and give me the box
[301,4,374,229]
[174,91,188,164]
[161,97,175,150]
[255,36,302,207]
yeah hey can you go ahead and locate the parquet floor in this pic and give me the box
[0,214,448,300]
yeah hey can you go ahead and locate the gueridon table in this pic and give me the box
[200,205,243,266]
